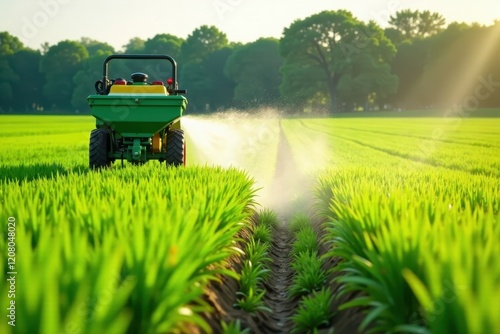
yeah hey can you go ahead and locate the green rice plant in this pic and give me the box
[291,227,318,257]
[234,214,274,317]
[289,213,311,233]
[234,287,271,314]
[245,237,271,266]
[316,166,500,333]
[252,223,272,244]
[291,288,335,333]
[283,117,500,176]
[221,319,251,334]
[257,208,280,228]
[3,114,500,333]
[0,221,136,334]
[0,164,256,334]
[239,260,270,296]
[289,251,327,298]
[401,208,500,334]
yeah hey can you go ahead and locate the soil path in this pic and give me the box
[201,122,366,334]
[258,224,296,333]
[256,121,307,333]
[258,122,366,334]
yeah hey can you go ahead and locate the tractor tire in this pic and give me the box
[89,128,112,169]
[165,129,185,166]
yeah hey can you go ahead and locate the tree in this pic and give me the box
[123,37,145,54]
[389,10,445,41]
[143,34,183,58]
[179,61,207,112]
[384,27,406,45]
[0,32,24,111]
[279,62,328,112]
[280,10,397,113]
[387,38,429,109]
[71,51,107,112]
[79,37,115,57]
[483,21,500,107]
[40,40,88,110]
[225,38,283,108]
[415,22,498,108]
[418,11,446,37]
[338,53,398,110]
[180,25,228,63]
[386,21,500,109]
[204,47,237,110]
[9,49,45,112]
[131,34,184,82]
[0,32,24,56]
[41,42,50,55]
[179,46,237,113]
[0,59,16,111]
[178,26,230,112]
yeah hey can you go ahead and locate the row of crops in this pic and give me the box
[282,118,500,333]
[0,165,257,333]
[315,167,499,333]
[282,118,500,175]
[0,114,262,333]
[1,114,499,333]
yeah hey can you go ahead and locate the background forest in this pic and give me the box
[1,9,499,114]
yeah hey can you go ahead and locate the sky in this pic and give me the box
[1,0,499,51]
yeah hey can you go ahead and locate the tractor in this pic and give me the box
[87,54,187,169]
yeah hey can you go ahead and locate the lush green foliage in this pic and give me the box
[290,288,335,333]
[297,118,500,333]
[1,114,499,333]
[179,26,234,112]
[245,238,271,266]
[288,213,333,332]
[289,213,311,233]
[317,167,499,333]
[234,209,278,314]
[288,214,327,298]
[257,208,280,229]
[225,38,283,108]
[282,117,500,175]
[387,9,446,42]
[290,228,318,258]
[0,116,257,333]
[221,319,251,334]
[252,224,272,244]
[279,10,397,112]
[289,251,327,298]
[2,11,500,113]
[236,258,270,310]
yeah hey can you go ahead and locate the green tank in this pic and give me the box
[87,54,188,169]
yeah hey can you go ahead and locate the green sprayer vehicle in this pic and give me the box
[87,54,187,169]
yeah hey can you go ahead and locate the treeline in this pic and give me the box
[1,9,499,114]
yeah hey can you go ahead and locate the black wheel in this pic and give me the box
[89,128,112,169]
[165,129,185,166]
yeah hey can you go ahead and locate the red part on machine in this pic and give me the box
[151,81,164,85]
[114,79,127,85]
[166,78,173,85]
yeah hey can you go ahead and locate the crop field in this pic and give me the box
[1,114,499,334]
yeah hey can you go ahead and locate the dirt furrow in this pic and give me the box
[258,224,297,333]
[254,121,306,333]
[200,121,369,333]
